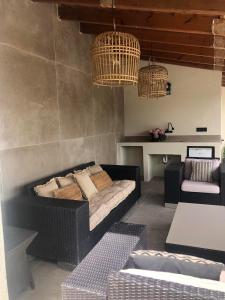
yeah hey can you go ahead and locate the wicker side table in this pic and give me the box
[62,222,147,300]
[4,226,37,299]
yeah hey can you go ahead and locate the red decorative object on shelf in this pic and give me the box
[149,128,166,142]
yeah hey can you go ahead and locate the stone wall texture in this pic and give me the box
[0,1,124,201]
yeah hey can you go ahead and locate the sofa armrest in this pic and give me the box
[164,162,183,204]
[5,195,90,243]
[107,271,225,299]
[165,161,184,181]
[101,164,141,197]
[220,162,225,205]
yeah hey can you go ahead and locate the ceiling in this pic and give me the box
[33,0,225,86]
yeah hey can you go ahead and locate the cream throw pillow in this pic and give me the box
[34,178,58,197]
[56,173,75,188]
[74,170,98,200]
[86,165,103,175]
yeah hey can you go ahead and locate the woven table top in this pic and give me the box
[62,222,146,298]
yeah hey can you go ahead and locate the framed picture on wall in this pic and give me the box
[187,146,215,159]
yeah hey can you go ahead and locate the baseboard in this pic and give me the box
[165,203,177,209]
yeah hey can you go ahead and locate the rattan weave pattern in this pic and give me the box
[108,272,225,300]
[62,223,146,300]
[138,64,168,98]
[91,31,141,86]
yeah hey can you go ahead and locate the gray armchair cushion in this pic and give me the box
[130,251,224,281]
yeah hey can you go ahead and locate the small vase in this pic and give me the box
[150,134,166,142]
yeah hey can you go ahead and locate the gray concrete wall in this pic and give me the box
[0,1,124,201]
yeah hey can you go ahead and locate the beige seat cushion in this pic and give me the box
[74,170,98,200]
[56,173,75,188]
[181,180,220,194]
[53,183,83,201]
[90,171,113,191]
[89,180,136,230]
[34,178,58,197]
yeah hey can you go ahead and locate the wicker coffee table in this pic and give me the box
[62,222,147,300]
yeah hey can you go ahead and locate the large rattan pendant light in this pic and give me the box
[138,59,168,99]
[91,0,141,86]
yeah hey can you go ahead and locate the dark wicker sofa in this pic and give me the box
[6,162,141,267]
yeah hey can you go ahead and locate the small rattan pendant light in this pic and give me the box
[138,59,168,99]
[91,1,141,86]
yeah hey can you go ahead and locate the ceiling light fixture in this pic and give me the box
[91,0,141,86]
[138,60,168,99]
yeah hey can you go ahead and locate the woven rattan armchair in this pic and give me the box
[164,159,225,206]
[107,271,225,300]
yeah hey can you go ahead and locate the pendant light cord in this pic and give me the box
[149,41,153,68]
[112,0,116,31]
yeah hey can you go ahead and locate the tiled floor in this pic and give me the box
[17,260,69,300]
[17,178,175,300]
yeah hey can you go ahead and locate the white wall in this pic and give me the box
[124,62,222,136]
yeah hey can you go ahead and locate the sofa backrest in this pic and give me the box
[26,161,95,196]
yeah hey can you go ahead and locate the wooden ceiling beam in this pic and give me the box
[222,72,225,86]
[115,0,225,17]
[33,0,225,16]
[80,23,214,48]
[58,5,215,35]
[141,56,225,72]
[140,41,225,58]
[141,50,225,66]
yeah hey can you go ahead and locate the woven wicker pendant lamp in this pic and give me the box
[91,1,141,86]
[138,63,168,99]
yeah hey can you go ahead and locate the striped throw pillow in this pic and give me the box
[190,160,214,182]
